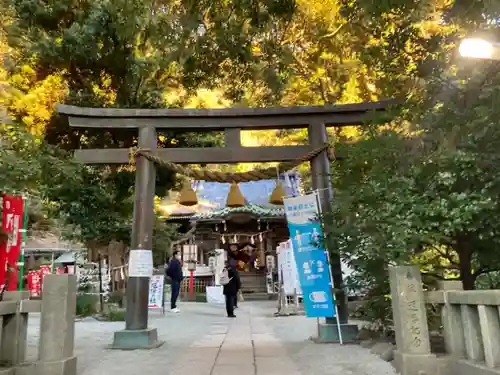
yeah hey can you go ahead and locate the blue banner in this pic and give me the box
[283,194,335,318]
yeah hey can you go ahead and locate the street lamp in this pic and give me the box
[459,38,500,61]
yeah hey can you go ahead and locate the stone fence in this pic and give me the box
[390,265,500,375]
[0,275,77,375]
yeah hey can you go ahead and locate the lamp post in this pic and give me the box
[459,38,500,61]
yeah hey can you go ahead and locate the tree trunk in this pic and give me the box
[457,239,475,290]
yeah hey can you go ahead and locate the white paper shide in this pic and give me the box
[128,249,154,277]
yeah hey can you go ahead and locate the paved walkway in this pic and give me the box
[27,301,396,375]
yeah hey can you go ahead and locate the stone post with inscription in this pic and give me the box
[389,266,438,375]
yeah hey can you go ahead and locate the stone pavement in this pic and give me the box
[26,301,396,375]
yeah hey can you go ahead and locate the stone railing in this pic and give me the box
[389,265,500,375]
[0,275,77,375]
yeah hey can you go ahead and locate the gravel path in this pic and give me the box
[25,301,396,375]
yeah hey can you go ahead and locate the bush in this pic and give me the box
[76,294,98,317]
[104,308,126,321]
[107,291,125,307]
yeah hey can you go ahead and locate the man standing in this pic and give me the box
[166,250,183,313]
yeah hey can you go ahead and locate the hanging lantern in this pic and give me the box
[257,219,261,231]
[226,182,245,208]
[223,220,227,232]
[269,181,286,205]
[221,235,226,244]
[178,181,198,206]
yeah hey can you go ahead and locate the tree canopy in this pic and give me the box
[2,0,500,302]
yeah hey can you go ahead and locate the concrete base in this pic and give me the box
[33,357,77,375]
[0,357,77,375]
[10,363,34,375]
[313,322,359,343]
[393,350,439,375]
[110,328,165,350]
[452,358,500,375]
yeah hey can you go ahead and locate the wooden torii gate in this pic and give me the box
[57,100,394,348]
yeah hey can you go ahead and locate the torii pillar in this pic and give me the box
[309,124,359,342]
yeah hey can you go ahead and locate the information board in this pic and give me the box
[148,274,165,312]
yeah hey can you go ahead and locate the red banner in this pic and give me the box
[39,265,51,291]
[0,194,24,291]
[27,271,41,297]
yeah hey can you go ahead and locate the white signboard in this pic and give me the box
[206,286,224,304]
[148,275,165,309]
[214,249,226,286]
[128,250,153,277]
[277,240,302,296]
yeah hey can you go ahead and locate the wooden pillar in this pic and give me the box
[126,126,157,331]
[258,239,265,268]
[308,123,348,323]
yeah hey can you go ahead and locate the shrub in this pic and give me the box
[76,294,98,317]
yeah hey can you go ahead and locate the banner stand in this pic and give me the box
[283,191,346,344]
[314,191,343,345]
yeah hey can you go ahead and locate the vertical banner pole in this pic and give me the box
[189,270,194,297]
[313,191,343,345]
[18,196,28,290]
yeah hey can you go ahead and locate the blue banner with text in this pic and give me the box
[283,193,335,318]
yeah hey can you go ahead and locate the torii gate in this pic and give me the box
[57,100,394,348]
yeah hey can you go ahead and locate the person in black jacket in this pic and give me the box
[166,250,183,313]
[223,261,241,318]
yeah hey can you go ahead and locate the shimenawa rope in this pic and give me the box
[129,144,331,183]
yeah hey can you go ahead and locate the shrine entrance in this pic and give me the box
[57,100,394,349]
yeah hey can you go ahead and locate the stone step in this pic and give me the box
[241,292,277,301]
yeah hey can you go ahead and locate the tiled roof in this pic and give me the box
[192,204,285,220]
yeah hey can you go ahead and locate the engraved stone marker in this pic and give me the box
[389,266,431,355]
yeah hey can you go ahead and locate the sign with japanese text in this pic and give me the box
[148,275,165,309]
[128,249,153,277]
[283,193,335,318]
[0,194,25,291]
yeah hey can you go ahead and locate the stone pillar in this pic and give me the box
[111,126,163,349]
[478,304,500,368]
[389,266,437,375]
[439,281,465,357]
[35,275,77,375]
[0,291,29,367]
[461,305,483,361]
